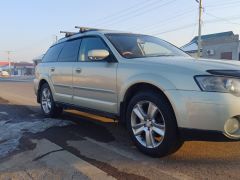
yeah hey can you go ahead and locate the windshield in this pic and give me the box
[106,33,188,59]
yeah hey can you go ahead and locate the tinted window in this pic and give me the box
[43,43,64,62]
[79,37,108,61]
[58,39,81,62]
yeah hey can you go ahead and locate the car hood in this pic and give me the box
[130,56,240,73]
[122,56,240,91]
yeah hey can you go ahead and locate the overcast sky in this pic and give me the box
[0,0,240,62]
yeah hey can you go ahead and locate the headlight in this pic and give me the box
[195,75,240,96]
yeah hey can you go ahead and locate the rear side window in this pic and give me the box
[58,39,81,62]
[42,43,64,62]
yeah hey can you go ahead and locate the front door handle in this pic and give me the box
[75,68,82,73]
[50,67,55,72]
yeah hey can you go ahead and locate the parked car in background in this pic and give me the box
[0,71,10,77]
[34,27,240,157]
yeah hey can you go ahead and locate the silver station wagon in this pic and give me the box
[34,27,240,157]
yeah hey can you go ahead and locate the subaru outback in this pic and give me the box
[34,27,240,157]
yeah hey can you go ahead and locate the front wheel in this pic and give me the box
[126,91,182,157]
[40,83,63,118]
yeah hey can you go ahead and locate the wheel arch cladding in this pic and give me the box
[120,82,178,127]
[37,79,49,103]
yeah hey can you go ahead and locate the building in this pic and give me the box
[0,61,35,76]
[13,62,35,75]
[0,61,13,72]
[32,54,43,66]
[181,31,240,60]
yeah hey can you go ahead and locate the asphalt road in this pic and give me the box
[0,80,240,180]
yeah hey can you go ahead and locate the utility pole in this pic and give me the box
[6,51,13,76]
[196,0,203,58]
[53,35,58,44]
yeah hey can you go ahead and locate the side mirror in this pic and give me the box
[88,49,110,61]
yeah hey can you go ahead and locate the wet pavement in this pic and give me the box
[0,81,240,180]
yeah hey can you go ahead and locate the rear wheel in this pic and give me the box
[126,91,182,157]
[40,83,63,118]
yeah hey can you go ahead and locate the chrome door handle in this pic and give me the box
[50,67,55,72]
[75,68,82,73]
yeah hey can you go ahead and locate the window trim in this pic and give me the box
[77,35,118,63]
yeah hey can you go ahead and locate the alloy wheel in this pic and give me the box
[41,88,52,114]
[131,101,166,148]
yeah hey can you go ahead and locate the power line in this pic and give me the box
[207,16,240,23]
[106,0,177,27]
[152,23,196,35]
[190,23,198,40]
[131,9,195,32]
[91,0,149,25]
[151,15,240,36]
[93,0,162,26]
[98,0,177,27]
[205,12,240,26]
[206,3,240,11]
[206,0,240,8]
[88,0,239,28]
[95,0,166,27]
[188,11,199,42]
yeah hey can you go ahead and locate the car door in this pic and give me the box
[50,39,81,104]
[42,43,63,99]
[72,36,118,114]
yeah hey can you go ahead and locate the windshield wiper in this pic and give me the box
[147,54,175,57]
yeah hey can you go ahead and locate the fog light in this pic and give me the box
[224,118,240,134]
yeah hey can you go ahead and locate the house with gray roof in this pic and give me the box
[181,31,240,60]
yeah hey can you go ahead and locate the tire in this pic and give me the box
[126,91,183,157]
[40,83,63,118]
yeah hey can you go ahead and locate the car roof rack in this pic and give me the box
[59,27,104,40]
[60,31,78,37]
[75,26,102,33]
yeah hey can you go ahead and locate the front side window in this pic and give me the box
[106,33,188,59]
[58,39,81,62]
[42,43,64,62]
[79,37,109,61]
[143,42,172,55]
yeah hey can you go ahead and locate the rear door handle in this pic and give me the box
[75,68,82,73]
[50,67,55,72]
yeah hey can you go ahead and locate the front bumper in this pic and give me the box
[165,90,240,141]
